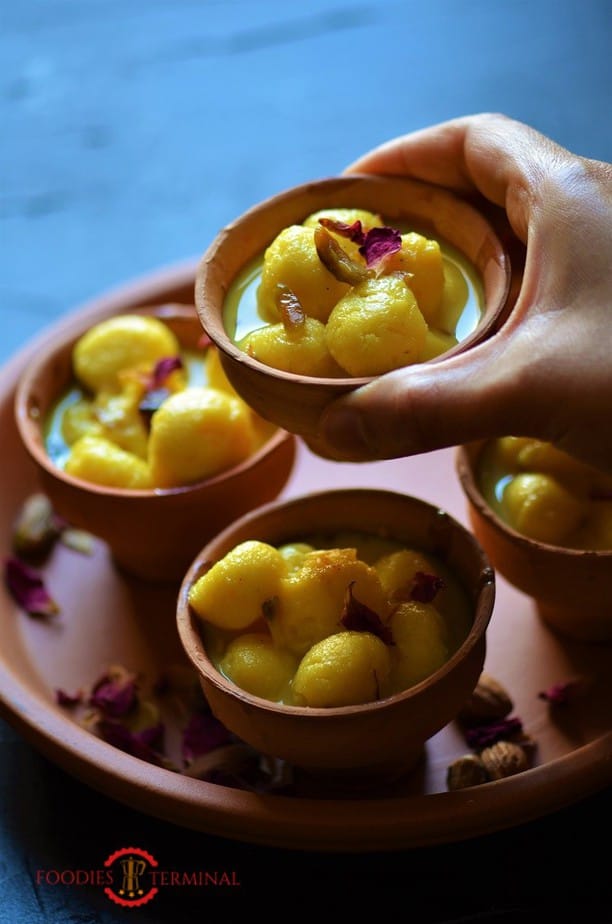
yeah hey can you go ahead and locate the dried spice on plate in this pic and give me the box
[4,556,60,618]
[56,660,294,792]
[447,672,535,791]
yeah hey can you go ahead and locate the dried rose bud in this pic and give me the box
[89,665,138,718]
[538,677,590,706]
[181,710,233,765]
[410,571,445,604]
[55,688,83,707]
[97,719,166,767]
[4,556,60,618]
[464,716,524,750]
[151,355,183,388]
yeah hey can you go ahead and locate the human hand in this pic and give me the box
[318,113,612,473]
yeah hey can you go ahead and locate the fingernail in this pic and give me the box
[320,406,369,455]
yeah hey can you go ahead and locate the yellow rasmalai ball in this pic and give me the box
[73,314,180,392]
[292,631,392,707]
[388,601,450,690]
[64,435,152,490]
[502,472,585,544]
[277,542,315,573]
[325,275,427,376]
[257,225,350,323]
[514,439,594,493]
[93,384,149,459]
[269,548,388,657]
[435,260,470,334]
[382,232,444,323]
[219,633,298,701]
[61,399,104,445]
[148,386,255,487]
[373,548,440,600]
[239,317,342,377]
[188,540,287,631]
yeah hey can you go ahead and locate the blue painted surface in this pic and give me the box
[2,0,611,363]
[1,2,612,920]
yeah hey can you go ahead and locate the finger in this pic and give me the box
[317,331,549,462]
[345,112,564,243]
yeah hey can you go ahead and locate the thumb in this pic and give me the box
[316,332,544,461]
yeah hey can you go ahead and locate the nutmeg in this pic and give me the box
[446,753,489,791]
[480,740,529,780]
[458,672,514,726]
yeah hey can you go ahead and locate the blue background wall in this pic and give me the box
[2,0,611,361]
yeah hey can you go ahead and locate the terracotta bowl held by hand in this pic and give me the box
[177,488,495,783]
[14,302,296,582]
[195,175,512,454]
[456,442,612,642]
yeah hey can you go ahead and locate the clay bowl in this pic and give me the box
[195,174,512,455]
[14,302,296,582]
[176,488,495,785]
[456,441,612,642]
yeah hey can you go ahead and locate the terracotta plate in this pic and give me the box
[1,263,611,853]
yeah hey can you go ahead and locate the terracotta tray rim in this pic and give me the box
[1,260,611,853]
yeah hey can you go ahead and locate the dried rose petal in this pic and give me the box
[55,688,83,707]
[340,582,394,645]
[152,355,183,388]
[137,355,183,421]
[359,226,402,267]
[181,710,233,764]
[4,556,60,618]
[538,678,588,706]
[318,217,366,245]
[410,571,445,604]
[97,720,166,766]
[464,716,524,750]
[89,668,138,718]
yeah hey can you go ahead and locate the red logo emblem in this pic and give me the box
[104,847,158,908]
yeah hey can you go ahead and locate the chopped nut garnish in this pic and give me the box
[480,740,530,781]
[314,225,372,286]
[12,493,62,560]
[275,283,306,329]
[60,528,95,556]
[458,672,514,726]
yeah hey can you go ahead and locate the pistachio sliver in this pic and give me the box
[275,283,306,330]
[314,225,372,286]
